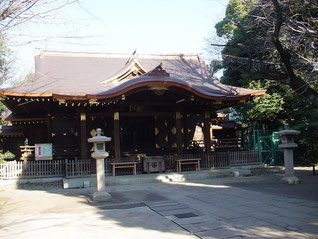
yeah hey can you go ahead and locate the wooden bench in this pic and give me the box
[110,162,137,176]
[176,158,201,172]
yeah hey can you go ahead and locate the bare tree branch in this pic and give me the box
[271,0,318,102]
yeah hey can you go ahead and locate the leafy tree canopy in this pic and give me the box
[215,0,318,101]
[213,0,318,164]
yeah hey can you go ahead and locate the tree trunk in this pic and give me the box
[271,0,318,105]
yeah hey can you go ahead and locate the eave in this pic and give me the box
[0,63,266,108]
[0,91,52,97]
[0,81,266,103]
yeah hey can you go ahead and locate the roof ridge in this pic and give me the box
[38,49,202,59]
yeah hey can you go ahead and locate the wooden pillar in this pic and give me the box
[184,114,189,149]
[210,121,214,150]
[80,113,87,159]
[176,112,183,155]
[47,113,52,143]
[113,112,121,160]
[204,111,211,152]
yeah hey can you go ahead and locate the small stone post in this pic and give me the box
[277,123,300,184]
[88,128,112,201]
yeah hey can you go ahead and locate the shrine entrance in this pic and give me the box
[120,116,155,154]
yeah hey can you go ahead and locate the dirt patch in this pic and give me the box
[16,181,63,191]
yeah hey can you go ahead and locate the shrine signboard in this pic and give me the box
[35,143,53,160]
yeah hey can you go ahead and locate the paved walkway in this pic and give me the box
[0,168,317,239]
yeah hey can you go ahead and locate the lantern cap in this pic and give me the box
[275,123,300,136]
[88,128,111,143]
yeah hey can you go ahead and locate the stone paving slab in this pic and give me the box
[298,224,318,235]
[298,201,318,208]
[144,200,176,206]
[257,205,289,215]
[272,210,318,222]
[196,227,248,239]
[224,216,273,229]
[1,170,317,239]
[145,202,180,207]
[291,206,318,216]
[150,204,188,211]
[268,200,302,209]
[181,220,231,233]
[264,216,318,229]
[209,210,246,220]
[229,236,264,239]
[166,215,218,225]
[245,224,312,239]
[0,207,198,239]
[278,197,308,204]
[156,208,196,216]
[223,205,259,214]
[246,210,282,220]
[238,200,276,208]
[259,205,316,218]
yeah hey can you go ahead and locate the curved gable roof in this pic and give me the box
[0,50,265,100]
[101,58,147,84]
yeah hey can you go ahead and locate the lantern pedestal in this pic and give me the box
[281,176,300,184]
[92,191,111,201]
[88,128,112,201]
[92,157,111,201]
[277,124,300,185]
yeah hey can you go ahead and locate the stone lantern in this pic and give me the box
[277,123,300,184]
[88,128,111,201]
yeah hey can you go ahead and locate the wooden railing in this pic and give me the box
[0,160,65,179]
[212,138,242,151]
[189,138,242,151]
[0,151,260,179]
[65,159,91,178]
[228,151,260,166]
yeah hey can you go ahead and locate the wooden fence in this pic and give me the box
[228,151,260,166]
[0,151,260,179]
[0,160,65,179]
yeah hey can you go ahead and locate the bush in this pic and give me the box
[0,151,15,163]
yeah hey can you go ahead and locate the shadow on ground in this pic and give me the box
[225,169,318,201]
[0,168,317,239]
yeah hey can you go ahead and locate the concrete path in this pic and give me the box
[0,168,317,239]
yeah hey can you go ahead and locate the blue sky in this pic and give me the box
[8,0,228,82]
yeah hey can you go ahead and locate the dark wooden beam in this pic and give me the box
[121,112,174,117]
[113,112,121,160]
[119,101,179,106]
[86,112,114,117]
[80,113,87,159]
[176,112,183,155]
[204,111,211,152]
[46,112,78,116]
[47,113,52,143]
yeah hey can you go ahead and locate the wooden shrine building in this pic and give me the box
[0,50,265,160]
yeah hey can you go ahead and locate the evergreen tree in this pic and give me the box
[213,0,318,165]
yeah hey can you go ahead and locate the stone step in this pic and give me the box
[63,165,263,189]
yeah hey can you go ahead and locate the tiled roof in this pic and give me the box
[0,50,265,100]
